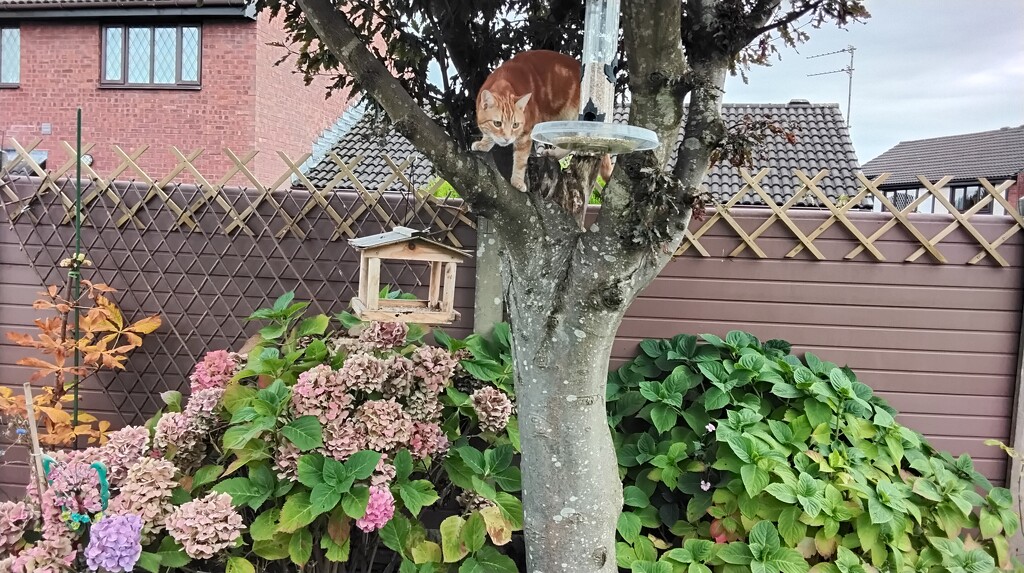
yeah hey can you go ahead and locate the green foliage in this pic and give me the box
[162,294,522,572]
[609,330,1021,572]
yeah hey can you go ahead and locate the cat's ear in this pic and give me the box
[515,93,533,111]
[480,90,496,109]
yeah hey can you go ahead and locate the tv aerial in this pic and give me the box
[807,45,856,127]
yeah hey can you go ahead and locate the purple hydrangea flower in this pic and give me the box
[84,514,143,572]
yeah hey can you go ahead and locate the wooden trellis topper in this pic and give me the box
[349,227,470,324]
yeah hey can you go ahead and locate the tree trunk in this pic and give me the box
[492,172,665,571]
[510,303,624,572]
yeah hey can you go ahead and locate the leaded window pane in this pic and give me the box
[180,27,199,82]
[104,27,123,82]
[0,28,19,85]
[127,27,152,83]
[153,28,177,84]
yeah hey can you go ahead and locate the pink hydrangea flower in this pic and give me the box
[46,459,103,521]
[382,355,416,398]
[412,346,458,393]
[371,458,397,487]
[0,501,37,552]
[471,387,513,433]
[409,422,449,460]
[189,350,237,392]
[108,458,177,540]
[10,536,75,573]
[273,440,301,480]
[355,399,412,453]
[292,365,353,424]
[95,426,150,486]
[338,352,388,394]
[705,423,716,433]
[84,514,143,572]
[700,480,712,492]
[356,486,395,532]
[323,419,368,461]
[183,388,225,429]
[359,321,409,350]
[404,385,443,423]
[165,493,244,560]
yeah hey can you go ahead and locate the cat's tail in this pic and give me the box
[599,154,614,183]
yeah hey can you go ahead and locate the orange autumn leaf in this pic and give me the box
[127,315,162,335]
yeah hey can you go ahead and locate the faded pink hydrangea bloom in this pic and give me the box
[338,352,388,394]
[404,385,443,423]
[471,387,513,433]
[409,422,449,460]
[412,346,458,393]
[356,486,395,532]
[273,440,301,480]
[0,556,13,573]
[700,480,712,492]
[323,419,367,461]
[183,388,225,429]
[152,412,201,464]
[371,458,396,487]
[165,493,244,560]
[24,484,66,542]
[705,423,716,433]
[381,355,416,398]
[0,501,37,552]
[10,535,75,573]
[189,350,237,392]
[84,514,143,572]
[47,460,103,519]
[355,399,412,453]
[95,426,150,486]
[359,321,409,350]
[328,335,372,358]
[292,365,353,424]
[108,458,177,540]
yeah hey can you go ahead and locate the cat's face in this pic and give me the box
[477,90,533,146]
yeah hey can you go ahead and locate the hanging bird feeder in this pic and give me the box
[348,227,470,325]
[531,0,659,154]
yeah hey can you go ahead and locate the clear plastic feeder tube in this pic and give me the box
[579,0,620,122]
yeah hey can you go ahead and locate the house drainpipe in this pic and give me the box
[1008,200,1024,558]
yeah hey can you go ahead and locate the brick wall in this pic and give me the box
[253,12,349,182]
[1,16,352,183]
[0,20,259,180]
[1010,171,1024,211]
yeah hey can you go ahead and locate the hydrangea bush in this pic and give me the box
[608,331,1021,572]
[2,291,522,573]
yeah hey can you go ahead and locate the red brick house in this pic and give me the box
[0,0,350,181]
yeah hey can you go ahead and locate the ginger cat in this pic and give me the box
[472,50,613,192]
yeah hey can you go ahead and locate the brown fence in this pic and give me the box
[1,142,1021,498]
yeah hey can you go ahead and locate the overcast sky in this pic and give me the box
[724,0,1024,163]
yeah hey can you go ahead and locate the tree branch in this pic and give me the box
[593,0,688,243]
[295,0,520,218]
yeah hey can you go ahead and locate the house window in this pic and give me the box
[881,188,935,213]
[101,25,201,87]
[950,184,993,214]
[0,27,19,87]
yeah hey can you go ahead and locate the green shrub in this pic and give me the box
[608,331,1020,572]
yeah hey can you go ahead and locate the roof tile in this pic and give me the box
[862,125,1024,186]
[305,101,862,207]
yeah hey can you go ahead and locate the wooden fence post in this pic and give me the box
[473,216,503,337]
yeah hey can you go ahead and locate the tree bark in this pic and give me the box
[492,157,697,571]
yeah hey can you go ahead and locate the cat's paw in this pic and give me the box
[510,175,527,192]
[471,140,493,152]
